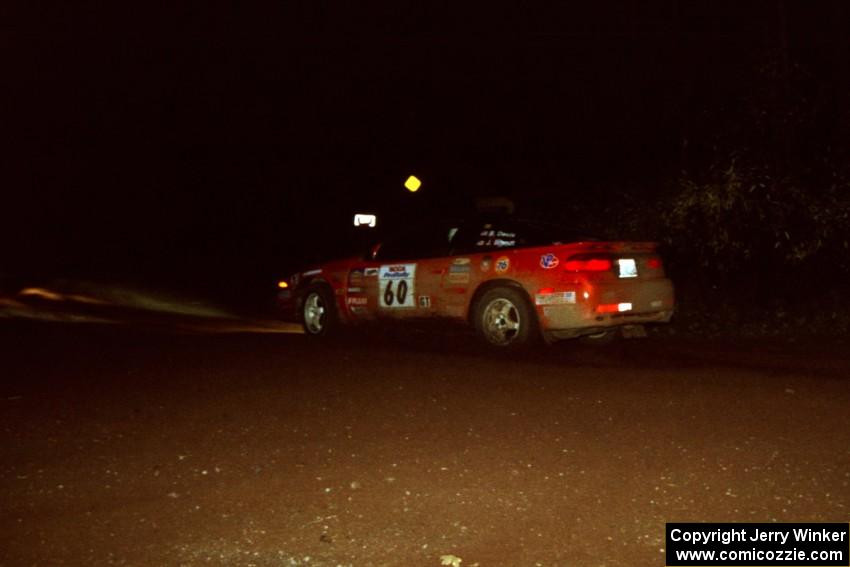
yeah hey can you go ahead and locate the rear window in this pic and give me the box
[450,220,597,254]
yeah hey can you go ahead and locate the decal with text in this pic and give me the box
[378,264,417,308]
[535,291,576,306]
[448,263,471,284]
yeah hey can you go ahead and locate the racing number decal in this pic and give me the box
[378,264,416,308]
[383,280,408,305]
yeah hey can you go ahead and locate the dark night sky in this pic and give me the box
[3,2,849,291]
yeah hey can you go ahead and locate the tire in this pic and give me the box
[300,284,339,337]
[578,328,619,346]
[472,286,538,348]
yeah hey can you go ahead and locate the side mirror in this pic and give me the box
[369,243,382,260]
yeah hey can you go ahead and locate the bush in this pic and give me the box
[663,160,849,276]
[655,159,850,337]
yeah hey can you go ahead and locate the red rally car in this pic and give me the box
[278,218,674,347]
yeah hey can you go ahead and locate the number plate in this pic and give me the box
[617,258,638,278]
[378,264,417,308]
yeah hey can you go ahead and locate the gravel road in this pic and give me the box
[2,322,848,566]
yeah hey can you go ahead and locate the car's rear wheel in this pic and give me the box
[300,285,338,337]
[473,287,537,348]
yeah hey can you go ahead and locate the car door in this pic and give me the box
[368,224,454,319]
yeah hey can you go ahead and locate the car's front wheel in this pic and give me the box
[473,287,538,348]
[300,285,338,337]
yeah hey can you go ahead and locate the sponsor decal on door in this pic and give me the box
[378,264,416,308]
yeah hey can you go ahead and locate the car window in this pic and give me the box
[374,224,454,261]
[450,220,597,254]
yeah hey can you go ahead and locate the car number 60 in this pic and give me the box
[383,280,408,306]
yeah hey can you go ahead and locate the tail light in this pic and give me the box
[596,302,632,313]
[647,257,662,269]
[563,255,613,272]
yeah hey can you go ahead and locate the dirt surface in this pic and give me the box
[1,321,849,566]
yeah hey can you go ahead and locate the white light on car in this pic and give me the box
[618,302,633,312]
[617,258,638,278]
[353,214,377,227]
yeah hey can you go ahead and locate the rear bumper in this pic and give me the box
[544,310,674,339]
[536,277,674,335]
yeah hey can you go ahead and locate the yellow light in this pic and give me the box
[404,175,421,192]
[277,280,289,289]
